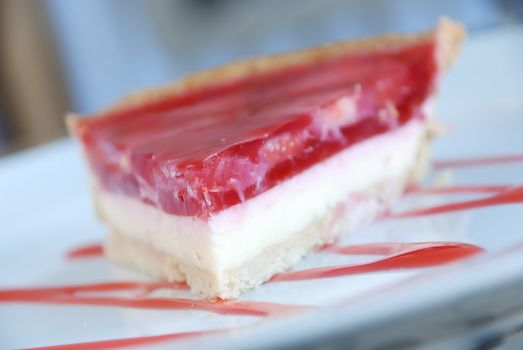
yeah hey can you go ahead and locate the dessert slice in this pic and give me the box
[69,19,464,299]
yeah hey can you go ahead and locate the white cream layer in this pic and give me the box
[95,119,426,273]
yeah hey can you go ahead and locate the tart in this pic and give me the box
[69,18,464,299]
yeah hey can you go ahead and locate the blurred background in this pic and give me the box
[0,0,522,156]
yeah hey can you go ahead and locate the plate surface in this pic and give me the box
[1,25,523,350]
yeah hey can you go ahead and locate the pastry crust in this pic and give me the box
[67,18,464,131]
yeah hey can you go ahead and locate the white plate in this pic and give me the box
[1,25,523,350]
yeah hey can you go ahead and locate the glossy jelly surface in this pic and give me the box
[76,41,436,217]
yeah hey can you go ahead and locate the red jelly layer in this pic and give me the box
[76,40,437,218]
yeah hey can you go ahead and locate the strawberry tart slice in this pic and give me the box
[69,19,465,299]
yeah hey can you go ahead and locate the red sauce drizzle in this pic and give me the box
[434,153,523,169]
[25,329,227,350]
[66,243,104,259]
[391,186,523,218]
[273,242,483,281]
[0,280,187,297]
[0,283,305,317]
[407,184,513,195]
